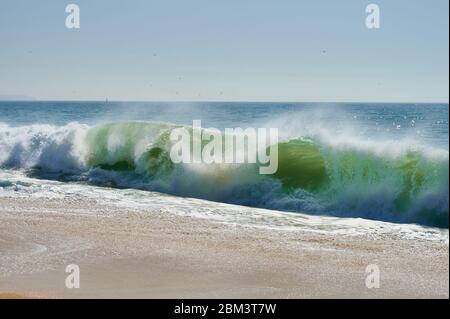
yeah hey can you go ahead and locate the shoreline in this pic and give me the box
[0,196,448,298]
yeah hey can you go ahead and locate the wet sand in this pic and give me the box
[0,197,448,298]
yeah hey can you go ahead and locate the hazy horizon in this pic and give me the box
[0,98,448,104]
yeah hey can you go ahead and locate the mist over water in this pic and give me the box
[0,102,448,228]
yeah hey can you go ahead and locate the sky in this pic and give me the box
[0,0,448,102]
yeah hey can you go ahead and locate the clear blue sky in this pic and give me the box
[0,0,448,102]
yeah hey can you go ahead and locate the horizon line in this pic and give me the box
[0,99,448,104]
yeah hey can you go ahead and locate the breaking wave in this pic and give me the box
[0,121,448,228]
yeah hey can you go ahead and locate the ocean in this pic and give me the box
[0,101,448,234]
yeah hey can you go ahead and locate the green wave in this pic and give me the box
[47,122,450,228]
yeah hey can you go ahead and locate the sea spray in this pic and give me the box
[0,120,448,228]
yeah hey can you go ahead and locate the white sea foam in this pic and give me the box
[0,119,448,228]
[0,169,448,243]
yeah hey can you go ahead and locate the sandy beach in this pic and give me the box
[0,196,448,299]
[1,0,449,303]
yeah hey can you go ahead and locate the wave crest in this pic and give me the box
[0,121,448,228]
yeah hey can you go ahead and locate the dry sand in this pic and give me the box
[0,197,448,298]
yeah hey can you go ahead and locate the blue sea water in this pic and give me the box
[0,101,448,228]
[0,101,448,147]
